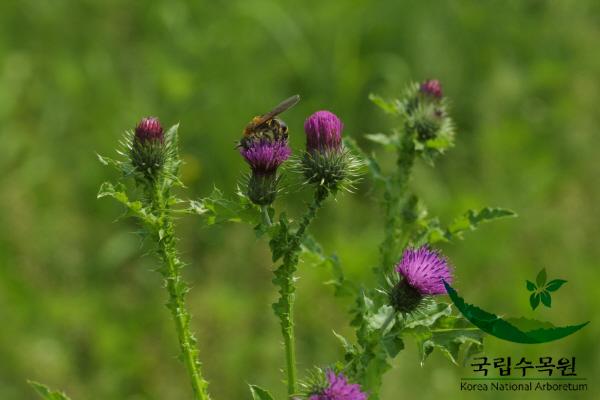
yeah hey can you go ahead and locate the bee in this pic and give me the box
[239,94,300,149]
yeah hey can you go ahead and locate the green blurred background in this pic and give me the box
[1,0,598,399]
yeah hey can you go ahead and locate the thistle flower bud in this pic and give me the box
[135,117,164,143]
[240,137,291,205]
[301,111,359,193]
[420,79,443,99]
[304,110,343,153]
[397,79,455,156]
[389,246,453,314]
[131,116,166,180]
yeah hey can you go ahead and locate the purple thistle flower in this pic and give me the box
[309,371,367,400]
[304,110,344,152]
[135,117,164,143]
[420,79,443,99]
[396,246,453,295]
[239,138,291,175]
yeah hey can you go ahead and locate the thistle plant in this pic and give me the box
[29,81,516,400]
[324,80,517,398]
[240,108,361,398]
[97,117,211,400]
[184,83,514,400]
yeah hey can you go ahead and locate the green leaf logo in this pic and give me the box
[444,281,589,344]
[525,268,567,310]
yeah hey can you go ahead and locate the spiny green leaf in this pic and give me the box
[404,308,483,366]
[28,381,72,400]
[381,335,404,359]
[162,123,181,179]
[427,316,484,366]
[545,279,567,292]
[526,280,536,291]
[536,268,547,287]
[301,235,356,297]
[444,207,517,241]
[96,153,122,169]
[188,187,260,226]
[364,133,400,149]
[333,330,356,355]
[369,93,400,115]
[367,305,395,331]
[97,182,156,224]
[540,291,552,307]
[249,384,274,400]
[402,302,452,329]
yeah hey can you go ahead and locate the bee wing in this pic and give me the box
[251,94,300,126]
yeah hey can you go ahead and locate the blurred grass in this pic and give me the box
[0,0,599,399]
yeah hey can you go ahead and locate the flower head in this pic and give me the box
[304,110,344,153]
[390,246,453,313]
[239,138,291,175]
[135,117,164,143]
[239,136,291,205]
[396,246,453,294]
[308,370,367,400]
[420,79,443,99]
[131,116,166,180]
[300,110,361,193]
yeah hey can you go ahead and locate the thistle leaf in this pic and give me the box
[364,133,399,149]
[366,305,395,330]
[423,207,516,243]
[97,182,156,224]
[405,315,484,366]
[445,207,517,240]
[188,187,260,226]
[28,381,72,400]
[381,332,404,358]
[249,384,274,400]
[402,302,453,329]
[368,93,400,115]
[301,235,356,297]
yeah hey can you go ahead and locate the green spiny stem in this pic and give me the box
[275,186,328,397]
[151,185,211,400]
[357,128,416,396]
[293,187,328,248]
[379,129,416,274]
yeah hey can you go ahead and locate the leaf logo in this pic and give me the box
[526,268,567,310]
